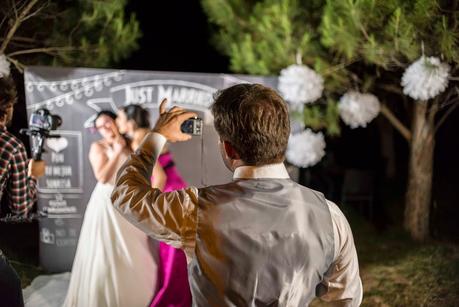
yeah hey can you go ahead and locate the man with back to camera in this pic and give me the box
[112,84,362,306]
[0,76,46,307]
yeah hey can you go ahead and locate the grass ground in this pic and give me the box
[346,211,459,307]
[1,210,458,306]
[310,208,459,306]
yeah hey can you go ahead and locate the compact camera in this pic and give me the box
[180,117,203,136]
[20,108,62,160]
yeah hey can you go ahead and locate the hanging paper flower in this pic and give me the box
[286,129,326,168]
[0,54,10,78]
[401,56,450,101]
[278,64,324,105]
[338,91,381,128]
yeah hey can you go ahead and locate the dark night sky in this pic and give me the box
[120,0,229,73]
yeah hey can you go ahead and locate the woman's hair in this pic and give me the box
[122,104,150,129]
[0,77,17,121]
[93,110,117,126]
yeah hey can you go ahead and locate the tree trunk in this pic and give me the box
[404,102,436,241]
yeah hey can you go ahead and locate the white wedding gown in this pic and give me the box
[24,182,158,307]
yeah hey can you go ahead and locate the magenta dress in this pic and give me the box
[150,152,192,307]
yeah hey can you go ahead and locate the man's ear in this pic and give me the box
[223,141,240,160]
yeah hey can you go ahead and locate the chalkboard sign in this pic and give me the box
[24,67,277,272]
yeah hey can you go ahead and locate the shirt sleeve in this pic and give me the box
[111,132,199,254]
[7,143,37,216]
[316,200,363,306]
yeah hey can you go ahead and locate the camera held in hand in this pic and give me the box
[20,108,62,160]
[180,117,202,136]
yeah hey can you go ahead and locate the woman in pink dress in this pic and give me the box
[116,104,192,307]
[150,151,192,307]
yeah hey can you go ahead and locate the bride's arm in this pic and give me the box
[89,142,126,184]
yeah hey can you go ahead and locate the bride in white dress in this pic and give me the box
[62,110,158,307]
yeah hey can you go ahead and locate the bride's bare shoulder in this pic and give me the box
[90,139,109,154]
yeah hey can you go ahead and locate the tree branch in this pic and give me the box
[390,56,407,68]
[378,83,403,95]
[437,85,455,109]
[0,36,40,49]
[12,0,20,19]
[6,56,25,74]
[435,101,459,132]
[428,99,439,125]
[10,36,40,44]
[0,13,9,29]
[7,46,78,57]
[435,88,459,132]
[0,0,40,53]
[380,103,412,142]
[20,1,48,23]
[322,58,360,76]
[359,24,370,41]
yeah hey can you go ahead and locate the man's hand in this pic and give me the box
[28,160,46,178]
[153,98,198,142]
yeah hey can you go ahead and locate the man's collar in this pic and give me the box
[233,163,290,180]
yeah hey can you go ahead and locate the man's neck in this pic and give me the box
[233,162,290,179]
[230,159,245,172]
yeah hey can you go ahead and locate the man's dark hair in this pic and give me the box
[122,104,150,129]
[0,77,17,121]
[94,110,117,126]
[211,83,290,166]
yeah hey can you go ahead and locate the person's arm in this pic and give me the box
[151,161,166,191]
[316,201,363,307]
[111,99,199,251]
[111,132,198,250]
[7,144,38,216]
[89,141,126,184]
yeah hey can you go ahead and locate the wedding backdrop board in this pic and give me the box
[24,66,277,272]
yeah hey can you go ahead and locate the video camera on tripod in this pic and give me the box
[20,108,62,160]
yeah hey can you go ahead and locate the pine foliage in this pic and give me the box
[202,0,459,135]
[202,0,325,75]
[0,0,141,68]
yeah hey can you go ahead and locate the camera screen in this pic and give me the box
[181,120,194,134]
[180,118,202,135]
[30,114,46,127]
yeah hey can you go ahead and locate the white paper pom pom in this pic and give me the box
[286,129,326,168]
[0,54,11,78]
[401,56,450,101]
[338,91,381,128]
[278,64,324,105]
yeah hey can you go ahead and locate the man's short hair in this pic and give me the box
[211,83,290,166]
[0,77,17,121]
